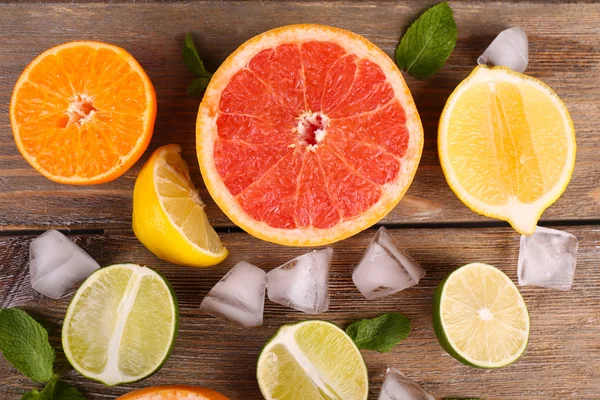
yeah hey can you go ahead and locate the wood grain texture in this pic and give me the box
[1,1,600,230]
[1,226,599,399]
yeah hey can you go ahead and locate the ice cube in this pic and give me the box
[267,248,332,314]
[200,261,267,327]
[518,226,578,291]
[29,230,100,299]
[378,368,434,400]
[478,27,528,73]
[353,227,425,300]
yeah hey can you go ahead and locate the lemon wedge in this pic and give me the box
[133,144,227,266]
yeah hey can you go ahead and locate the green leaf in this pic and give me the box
[184,33,211,77]
[21,389,40,400]
[0,308,55,383]
[346,312,411,353]
[396,2,458,80]
[21,379,85,400]
[187,77,211,97]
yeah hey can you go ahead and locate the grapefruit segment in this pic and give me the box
[197,24,423,246]
[248,43,306,114]
[214,139,293,195]
[295,151,342,229]
[301,41,347,112]
[237,151,305,229]
[325,134,400,186]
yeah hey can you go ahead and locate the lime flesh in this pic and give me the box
[257,320,368,400]
[433,262,530,368]
[62,263,178,385]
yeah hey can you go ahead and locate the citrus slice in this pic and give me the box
[62,264,178,385]
[10,41,156,184]
[257,320,368,400]
[433,262,530,368]
[133,144,227,267]
[117,386,229,400]
[197,24,423,246]
[439,65,576,235]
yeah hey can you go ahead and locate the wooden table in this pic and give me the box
[1,1,600,399]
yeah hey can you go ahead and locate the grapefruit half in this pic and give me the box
[197,24,423,246]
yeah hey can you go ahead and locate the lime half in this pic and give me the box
[62,263,178,385]
[433,262,530,368]
[257,320,368,400]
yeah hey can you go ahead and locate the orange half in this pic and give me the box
[196,24,423,246]
[10,41,157,185]
[117,386,229,400]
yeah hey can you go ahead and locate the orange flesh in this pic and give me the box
[214,41,409,229]
[11,43,155,183]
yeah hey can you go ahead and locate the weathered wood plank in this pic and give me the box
[1,226,599,399]
[1,1,599,229]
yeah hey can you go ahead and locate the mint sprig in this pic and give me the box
[346,312,411,353]
[396,2,458,80]
[0,308,84,399]
[184,33,213,97]
[22,378,85,400]
[0,308,55,382]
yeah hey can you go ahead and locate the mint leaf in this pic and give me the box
[346,313,411,352]
[22,379,85,400]
[396,2,458,79]
[187,77,211,97]
[21,389,40,400]
[0,308,55,383]
[184,33,211,78]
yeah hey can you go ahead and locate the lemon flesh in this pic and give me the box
[62,264,178,385]
[133,144,227,267]
[257,320,368,400]
[439,66,576,235]
[433,263,530,368]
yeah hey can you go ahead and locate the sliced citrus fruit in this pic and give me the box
[62,264,178,385]
[257,320,368,400]
[439,65,576,235]
[133,144,227,267]
[10,41,156,185]
[433,262,530,368]
[197,24,423,246]
[117,386,229,400]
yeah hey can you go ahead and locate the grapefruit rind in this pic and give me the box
[197,24,423,246]
[10,41,157,185]
[438,66,576,235]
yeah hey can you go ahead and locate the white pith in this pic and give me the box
[196,25,424,246]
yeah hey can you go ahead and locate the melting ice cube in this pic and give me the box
[29,230,100,299]
[378,368,434,400]
[353,227,425,300]
[478,27,529,73]
[518,226,578,291]
[267,248,332,314]
[200,261,267,327]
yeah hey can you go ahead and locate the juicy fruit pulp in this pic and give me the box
[257,320,368,400]
[133,144,227,267]
[10,41,156,184]
[198,24,423,246]
[117,386,230,400]
[439,66,575,235]
[62,264,178,385]
[433,263,530,368]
